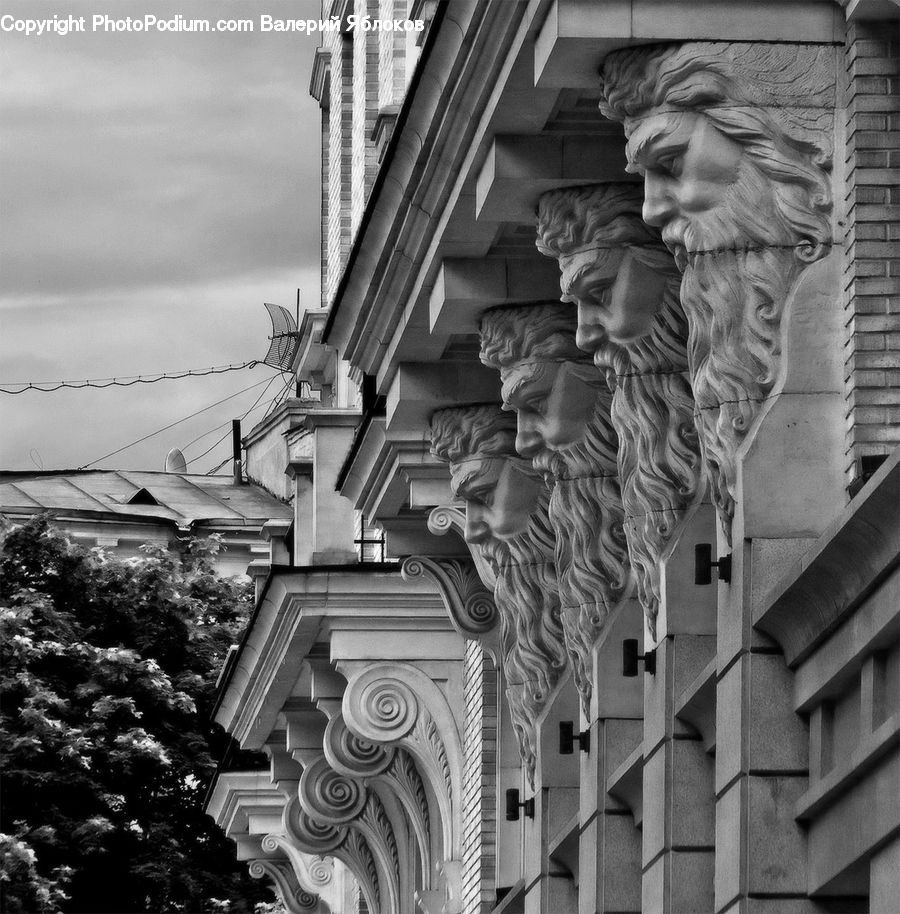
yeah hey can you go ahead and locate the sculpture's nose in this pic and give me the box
[464,505,490,544]
[642,172,675,228]
[576,304,607,353]
[516,426,542,458]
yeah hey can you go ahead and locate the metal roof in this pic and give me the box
[0,470,292,527]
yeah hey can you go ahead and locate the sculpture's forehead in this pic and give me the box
[625,108,697,168]
[449,456,501,496]
[559,247,624,284]
[500,360,555,405]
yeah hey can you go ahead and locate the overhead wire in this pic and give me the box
[78,375,276,469]
[186,374,283,469]
[1,361,263,394]
[201,376,295,474]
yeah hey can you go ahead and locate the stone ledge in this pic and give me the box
[754,446,899,665]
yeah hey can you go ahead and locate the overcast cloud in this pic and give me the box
[0,0,322,472]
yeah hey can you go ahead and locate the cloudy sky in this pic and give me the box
[0,1,321,473]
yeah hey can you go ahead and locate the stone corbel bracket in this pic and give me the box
[283,793,383,914]
[258,835,335,910]
[338,661,464,864]
[427,504,497,590]
[323,715,434,893]
[400,554,499,660]
[248,856,320,914]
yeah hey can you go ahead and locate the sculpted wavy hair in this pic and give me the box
[430,404,518,464]
[479,303,586,370]
[535,183,659,260]
[429,403,567,785]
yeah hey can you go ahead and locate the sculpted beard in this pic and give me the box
[479,498,567,786]
[671,157,801,537]
[543,395,631,713]
[598,285,705,637]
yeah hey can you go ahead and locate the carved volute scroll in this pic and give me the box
[340,661,462,861]
[535,183,707,638]
[427,505,497,590]
[260,834,336,903]
[401,556,498,640]
[480,305,633,713]
[429,405,569,783]
[283,793,381,914]
[599,42,836,542]
[323,714,396,779]
[248,857,319,913]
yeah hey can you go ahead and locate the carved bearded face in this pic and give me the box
[449,456,544,551]
[499,360,600,471]
[625,110,762,266]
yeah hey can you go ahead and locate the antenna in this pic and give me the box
[165,447,187,473]
[261,302,301,371]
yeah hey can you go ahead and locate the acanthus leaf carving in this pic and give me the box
[401,555,497,638]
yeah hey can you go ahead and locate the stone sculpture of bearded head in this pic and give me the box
[536,183,705,638]
[430,404,567,785]
[479,305,632,713]
[599,42,835,535]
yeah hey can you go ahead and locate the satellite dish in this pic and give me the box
[165,448,188,473]
[262,302,301,371]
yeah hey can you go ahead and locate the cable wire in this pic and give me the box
[1,361,263,394]
[78,376,274,469]
[186,375,282,469]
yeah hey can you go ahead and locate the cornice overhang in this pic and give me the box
[755,448,900,666]
[215,565,448,748]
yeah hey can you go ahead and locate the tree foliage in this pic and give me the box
[0,516,275,914]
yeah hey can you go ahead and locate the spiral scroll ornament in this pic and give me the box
[248,860,318,913]
[347,672,420,743]
[401,556,497,637]
[299,757,366,824]
[283,795,346,853]
[324,715,395,778]
[306,857,333,888]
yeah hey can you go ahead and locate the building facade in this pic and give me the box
[208,2,900,912]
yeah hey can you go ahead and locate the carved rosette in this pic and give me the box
[401,556,497,638]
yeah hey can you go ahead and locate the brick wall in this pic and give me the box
[379,0,409,109]
[351,0,381,234]
[460,641,497,914]
[326,28,353,305]
[843,22,900,481]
